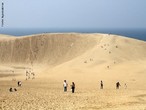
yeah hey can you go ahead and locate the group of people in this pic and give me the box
[9,87,17,92]
[63,80,75,93]
[63,80,126,94]
[9,81,22,92]
[9,68,35,92]
[100,80,127,89]
[9,78,126,93]
[25,70,35,80]
[63,80,127,94]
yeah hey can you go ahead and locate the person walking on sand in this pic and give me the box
[116,82,121,89]
[100,80,103,89]
[9,87,13,92]
[18,81,22,87]
[26,70,29,80]
[71,82,75,93]
[124,83,127,89]
[31,71,35,79]
[63,80,68,92]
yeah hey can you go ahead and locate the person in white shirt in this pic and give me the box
[63,80,68,92]
[18,81,22,87]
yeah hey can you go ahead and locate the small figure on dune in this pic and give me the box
[9,87,13,92]
[12,70,16,81]
[100,80,103,89]
[124,83,127,89]
[9,88,17,92]
[90,58,93,61]
[115,45,118,48]
[116,82,121,89]
[84,61,87,63]
[31,72,35,79]
[14,88,17,91]
[18,81,22,87]
[26,70,29,80]
[63,80,68,92]
[109,51,111,54]
[107,66,110,69]
[28,70,31,79]
[71,82,75,93]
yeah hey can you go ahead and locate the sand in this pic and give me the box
[0,33,146,110]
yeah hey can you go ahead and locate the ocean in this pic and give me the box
[0,28,146,41]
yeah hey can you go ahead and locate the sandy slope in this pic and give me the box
[0,33,146,110]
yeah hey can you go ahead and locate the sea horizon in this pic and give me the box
[0,28,146,41]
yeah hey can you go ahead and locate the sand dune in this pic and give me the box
[0,33,146,110]
[0,33,97,65]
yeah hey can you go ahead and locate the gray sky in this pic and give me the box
[2,0,146,29]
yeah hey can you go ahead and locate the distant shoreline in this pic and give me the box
[0,28,146,41]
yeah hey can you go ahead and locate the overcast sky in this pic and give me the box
[2,0,146,29]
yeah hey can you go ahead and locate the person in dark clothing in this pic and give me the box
[9,88,13,92]
[124,83,127,89]
[71,82,75,93]
[14,88,17,91]
[18,81,22,87]
[100,80,103,89]
[116,82,121,89]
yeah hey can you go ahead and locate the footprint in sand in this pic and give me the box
[84,61,87,63]
[107,66,110,69]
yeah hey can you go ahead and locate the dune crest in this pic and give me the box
[0,33,98,66]
[0,33,145,68]
[0,33,146,80]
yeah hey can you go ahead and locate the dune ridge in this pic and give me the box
[0,33,146,66]
[0,33,98,66]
